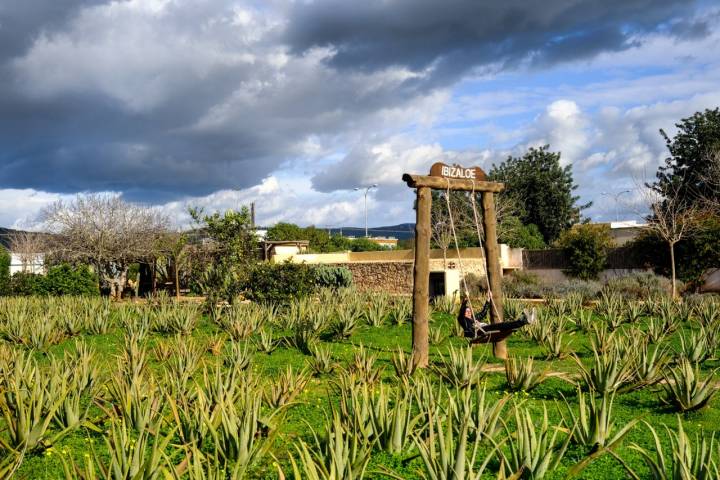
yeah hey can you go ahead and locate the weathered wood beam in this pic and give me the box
[481,191,507,360]
[402,174,504,193]
[412,186,431,368]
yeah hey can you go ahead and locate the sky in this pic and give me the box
[1,0,719,230]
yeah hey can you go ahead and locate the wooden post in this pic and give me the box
[481,191,507,360]
[412,186,431,368]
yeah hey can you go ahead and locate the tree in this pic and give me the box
[557,224,613,280]
[489,145,589,243]
[265,222,305,241]
[156,232,189,300]
[8,231,45,273]
[642,183,704,298]
[41,194,169,299]
[0,248,10,295]
[654,108,720,208]
[189,206,257,302]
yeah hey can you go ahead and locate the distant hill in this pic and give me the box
[327,223,415,240]
[0,227,18,250]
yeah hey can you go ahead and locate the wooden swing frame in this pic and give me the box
[402,165,507,367]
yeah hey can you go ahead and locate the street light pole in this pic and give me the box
[601,190,631,222]
[354,184,378,237]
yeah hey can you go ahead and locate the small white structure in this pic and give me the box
[9,252,45,275]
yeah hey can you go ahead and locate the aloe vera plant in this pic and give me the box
[254,328,277,354]
[676,327,712,364]
[348,344,383,384]
[433,345,485,389]
[390,296,412,326]
[623,417,719,480]
[217,303,264,340]
[368,384,423,454]
[290,320,320,355]
[223,340,252,373]
[365,293,390,327]
[308,345,335,376]
[498,405,572,479]
[661,358,718,412]
[204,388,281,470]
[264,365,311,408]
[560,388,639,451]
[431,294,457,316]
[289,410,373,480]
[0,352,72,451]
[452,382,508,443]
[391,347,416,382]
[331,303,360,339]
[505,356,549,392]
[630,342,670,390]
[573,347,634,394]
[415,395,499,480]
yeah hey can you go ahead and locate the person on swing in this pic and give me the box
[457,297,536,339]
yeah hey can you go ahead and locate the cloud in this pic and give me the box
[284,0,702,82]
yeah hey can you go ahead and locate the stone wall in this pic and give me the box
[331,262,414,294]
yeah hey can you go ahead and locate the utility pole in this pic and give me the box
[601,190,631,222]
[354,184,378,237]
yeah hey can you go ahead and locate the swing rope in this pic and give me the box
[443,180,484,335]
[443,179,502,338]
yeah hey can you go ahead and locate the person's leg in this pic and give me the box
[486,318,528,332]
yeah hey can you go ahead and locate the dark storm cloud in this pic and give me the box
[0,0,708,205]
[284,0,700,80]
[0,0,110,62]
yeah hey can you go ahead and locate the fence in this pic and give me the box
[523,246,650,271]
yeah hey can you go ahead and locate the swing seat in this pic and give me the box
[469,329,514,345]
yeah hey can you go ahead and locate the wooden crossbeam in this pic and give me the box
[402,174,504,193]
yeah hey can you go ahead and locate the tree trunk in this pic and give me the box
[669,241,677,299]
[175,260,181,301]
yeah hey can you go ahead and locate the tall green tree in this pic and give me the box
[265,222,305,241]
[654,108,720,208]
[489,145,588,244]
[189,206,257,302]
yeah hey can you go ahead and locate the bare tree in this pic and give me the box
[41,194,169,299]
[642,184,704,298]
[430,196,455,268]
[8,231,46,273]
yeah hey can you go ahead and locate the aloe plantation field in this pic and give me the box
[1,290,720,479]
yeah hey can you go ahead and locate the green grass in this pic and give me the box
[3,301,720,479]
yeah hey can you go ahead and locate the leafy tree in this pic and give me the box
[489,145,589,243]
[0,248,10,295]
[348,237,384,252]
[499,218,546,250]
[654,108,720,208]
[557,224,613,280]
[265,222,305,241]
[189,206,257,302]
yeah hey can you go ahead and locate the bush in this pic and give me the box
[242,261,318,304]
[0,248,9,295]
[557,224,613,280]
[503,270,601,300]
[10,264,99,296]
[314,266,353,289]
[604,272,673,299]
[503,270,544,299]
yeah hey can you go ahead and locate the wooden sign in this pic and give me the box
[429,162,487,181]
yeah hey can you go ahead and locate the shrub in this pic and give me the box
[557,224,614,280]
[0,248,10,295]
[503,270,544,299]
[604,272,672,299]
[10,264,99,296]
[242,261,317,304]
[314,265,353,289]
